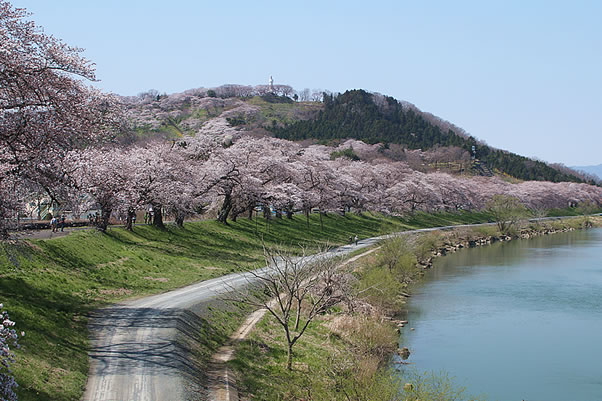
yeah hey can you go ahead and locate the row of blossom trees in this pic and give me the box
[52,135,601,232]
[130,84,322,105]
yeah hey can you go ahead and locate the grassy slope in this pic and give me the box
[0,210,493,400]
[245,97,322,127]
[231,312,352,400]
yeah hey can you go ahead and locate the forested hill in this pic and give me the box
[271,90,588,184]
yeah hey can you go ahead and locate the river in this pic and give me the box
[401,227,602,401]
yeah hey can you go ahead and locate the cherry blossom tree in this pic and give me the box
[0,303,22,401]
[66,148,134,231]
[298,88,311,101]
[267,182,303,219]
[0,1,121,234]
[385,171,433,214]
[0,168,21,236]
[207,136,300,224]
[1,1,120,179]
[272,84,294,97]
[121,143,189,229]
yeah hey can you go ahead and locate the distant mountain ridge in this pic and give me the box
[572,164,602,180]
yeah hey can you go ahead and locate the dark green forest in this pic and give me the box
[271,90,588,184]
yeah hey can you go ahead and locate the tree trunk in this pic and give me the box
[125,208,135,231]
[255,210,258,233]
[152,205,165,229]
[217,192,232,224]
[305,208,310,229]
[98,207,112,232]
[175,215,184,227]
[248,208,254,219]
[294,298,301,331]
[287,342,294,371]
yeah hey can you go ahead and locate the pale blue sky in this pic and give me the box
[11,0,602,166]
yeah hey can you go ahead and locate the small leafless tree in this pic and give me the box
[273,84,294,97]
[299,88,311,101]
[229,245,348,371]
[310,90,324,102]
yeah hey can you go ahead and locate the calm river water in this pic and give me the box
[401,227,602,401]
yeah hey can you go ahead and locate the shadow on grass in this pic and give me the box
[106,225,260,266]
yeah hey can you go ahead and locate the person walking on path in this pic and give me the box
[60,215,66,232]
[354,235,358,245]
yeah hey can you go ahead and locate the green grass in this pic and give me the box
[544,207,602,217]
[0,210,494,400]
[230,313,346,400]
[245,96,322,127]
[193,105,226,121]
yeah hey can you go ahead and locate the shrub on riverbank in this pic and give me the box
[400,371,486,401]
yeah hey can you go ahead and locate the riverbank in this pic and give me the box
[0,210,494,401]
[229,215,602,400]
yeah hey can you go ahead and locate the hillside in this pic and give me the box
[270,90,590,184]
[119,88,321,144]
[121,86,591,184]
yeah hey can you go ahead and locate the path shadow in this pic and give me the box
[88,307,214,387]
